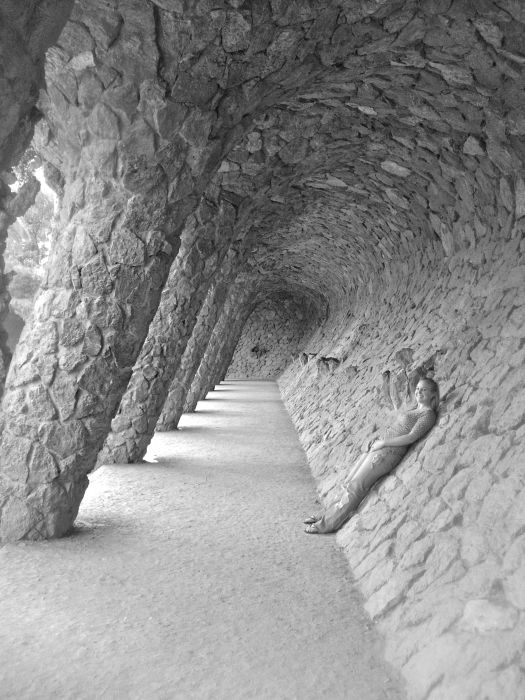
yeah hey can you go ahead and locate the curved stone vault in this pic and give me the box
[1,1,525,697]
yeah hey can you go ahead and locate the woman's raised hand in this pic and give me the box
[370,439,385,451]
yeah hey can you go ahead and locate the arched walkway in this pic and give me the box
[0,380,404,699]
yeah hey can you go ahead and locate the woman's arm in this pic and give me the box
[382,370,402,410]
[370,411,436,450]
[371,434,418,449]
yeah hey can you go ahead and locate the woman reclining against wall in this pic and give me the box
[304,371,439,534]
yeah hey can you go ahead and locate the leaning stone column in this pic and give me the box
[99,196,238,465]
[156,247,242,431]
[0,0,326,541]
[203,302,254,396]
[0,5,251,541]
[184,280,254,413]
[0,1,74,172]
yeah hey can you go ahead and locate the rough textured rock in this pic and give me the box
[226,295,319,379]
[156,248,245,432]
[0,0,328,538]
[99,192,239,464]
[277,235,525,699]
[1,1,525,697]
[184,277,255,414]
[0,1,74,174]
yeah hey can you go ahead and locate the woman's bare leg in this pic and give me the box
[306,454,378,533]
[304,451,370,526]
[344,452,369,483]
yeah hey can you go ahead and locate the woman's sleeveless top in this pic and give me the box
[382,407,436,442]
[368,407,436,471]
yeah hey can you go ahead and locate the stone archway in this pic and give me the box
[1,3,525,695]
[0,1,341,539]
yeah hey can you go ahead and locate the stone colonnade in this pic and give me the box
[156,250,249,432]
[0,0,326,539]
[184,278,255,415]
[99,192,239,464]
[1,2,525,697]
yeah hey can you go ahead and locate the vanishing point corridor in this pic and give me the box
[0,381,403,700]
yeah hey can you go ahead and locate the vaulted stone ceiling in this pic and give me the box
[2,4,525,695]
[0,0,524,540]
[34,0,525,321]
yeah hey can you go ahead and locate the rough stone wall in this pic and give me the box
[1,0,525,694]
[279,233,525,699]
[226,295,318,379]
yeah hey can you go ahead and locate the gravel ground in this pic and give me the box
[0,380,406,700]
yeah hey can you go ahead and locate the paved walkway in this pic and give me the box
[0,380,405,700]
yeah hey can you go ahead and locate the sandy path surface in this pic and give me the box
[0,380,405,700]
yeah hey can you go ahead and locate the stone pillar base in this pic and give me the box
[0,474,88,542]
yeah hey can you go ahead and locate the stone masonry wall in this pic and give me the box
[227,295,317,380]
[279,233,525,699]
[1,0,525,693]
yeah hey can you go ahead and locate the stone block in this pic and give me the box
[504,486,525,538]
[27,444,59,486]
[131,414,148,434]
[40,420,89,460]
[222,11,251,52]
[457,558,504,599]
[460,527,489,567]
[394,520,426,559]
[61,319,85,347]
[411,535,460,594]
[515,177,525,219]
[503,562,525,610]
[359,558,395,598]
[0,435,32,483]
[27,384,57,421]
[398,537,434,570]
[80,324,102,358]
[86,102,120,139]
[402,633,464,699]
[0,494,33,542]
[459,598,518,633]
[77,357,114,396]
[479,666,525,700]
[463,135,484,156]
[80,255,113,296]
[59,345,86,372]
[109,230,145,267]
[348,534,393,579]
[386,598,464,669]
[365,566,425,620]
[50,373,78,421]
